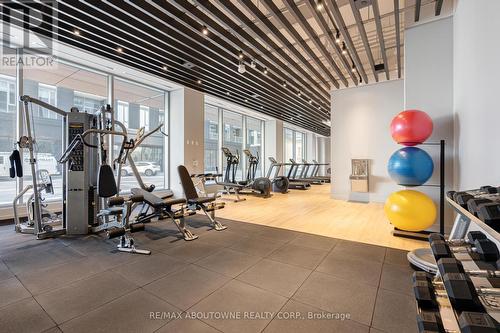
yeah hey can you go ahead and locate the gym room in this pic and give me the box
[0,0,498,332]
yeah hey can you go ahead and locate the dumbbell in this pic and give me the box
[438,258,500,278]
[412,271,438,309]
[458,312,499,333]
[477,202,500,232]
[429,233,499,262]
[467,197,495,216]
[416,310,444,333]
[441,272,500,312]
[453,186,498,208]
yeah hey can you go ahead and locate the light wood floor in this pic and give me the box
[216,185,428,251]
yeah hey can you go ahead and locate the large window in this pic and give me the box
[23,62,107,201]
[204,104,265,181]
[204,105,219,173]
[283,128,307,176]
[245,116,264,177]
[0,53,17,205]
[223,110,243,181]
[114,78,167,193]
[0,47,170,207]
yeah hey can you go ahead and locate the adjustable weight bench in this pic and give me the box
[131,188,198,241]
[178,165,227,231]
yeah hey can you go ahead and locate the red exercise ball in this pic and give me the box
[390,110,433,146]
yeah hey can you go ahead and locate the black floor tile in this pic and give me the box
[289,233,339,251]
[156,318,221,333]
[379,263,414,296]
[112,252,187,286]
[196,248,261,278]
[330,241,387,263]
[371,289,417,333]
[0,277,32,308]
[237,258,311,297]
[293,272,378,326]
[59,289,179,333]
[0,297,56,333]
[268,243,329,269]
[264,299,370,333]
[190,279,288,333]
[144,264,231,311]
[35,271,138,324]
[316,254,383,286]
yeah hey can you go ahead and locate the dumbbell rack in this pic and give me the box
[415,199,500,332]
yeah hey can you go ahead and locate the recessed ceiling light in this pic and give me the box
[162,65,167,71]
[197,79,202,84]
[282,81,287,87]
[238,50,244,59]
[316,0,324,10]
[244,98,248,102]
[117,47,123,53]
[335,30,341,44]
[226,91,230,95]
[309,99,313,104]
[202,25,209,35]
[73,29,80,36]
[297,91,301,96]
[263,67,268,75]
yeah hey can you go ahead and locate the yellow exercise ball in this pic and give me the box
[384,190,436,232]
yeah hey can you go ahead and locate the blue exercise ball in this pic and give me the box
[388,147,434,186]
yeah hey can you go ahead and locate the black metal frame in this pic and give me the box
[393,140,446,240]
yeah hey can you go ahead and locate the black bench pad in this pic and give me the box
[131,188,185,208]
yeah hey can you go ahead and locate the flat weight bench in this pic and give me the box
[131,188,198,241]
[179,165,227,231]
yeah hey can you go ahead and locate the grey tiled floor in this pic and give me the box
[0,216,417,333]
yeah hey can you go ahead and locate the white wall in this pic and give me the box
[331,80,404,202]
[264,119,284,175]
[405,17,455,230]
[169,88,205,196]
[317,136,331,176]
[454,0,500,189]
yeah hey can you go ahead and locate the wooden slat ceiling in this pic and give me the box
[0,0,451,136]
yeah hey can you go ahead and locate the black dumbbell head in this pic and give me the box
[474,239,500,262]
[437,258,465,277]
[430,240,453,261]
[467,231,487,243]
[458,312,498,333]
[417,311,444,333]
[443,273,483,312]
[428,233,444,243]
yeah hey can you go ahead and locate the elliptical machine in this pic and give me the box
[266,157,289,193]
[220,147,271,198]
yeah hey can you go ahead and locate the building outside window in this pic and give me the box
[22,61,108,202]
[204,104,219,173]
[114,78,167,193]
[204,104,265,180]
[283,127,307,176]
[0,58,17,205]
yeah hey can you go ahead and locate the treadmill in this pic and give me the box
[284,159,311,190]
[288,159,321,185]
[300,159,326,184]
[311,160,331,183]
